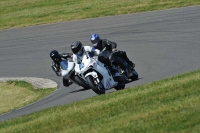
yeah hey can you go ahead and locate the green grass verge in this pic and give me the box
[0,81,56,115]
[1,0,200,30]
[1,0,200,132]
[0,69,199,133]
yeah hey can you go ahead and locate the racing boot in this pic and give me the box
[116,51,135,68]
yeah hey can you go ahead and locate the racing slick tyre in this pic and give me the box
[63,78,73,87]
[114,76,125,90]
[86,75,105,95]
[130,69,138,81]
[71,75,90,89]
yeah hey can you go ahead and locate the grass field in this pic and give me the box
[0,81,56,115]
[0,0,200,30]
[0,69,199,133]
[0,0,200,132]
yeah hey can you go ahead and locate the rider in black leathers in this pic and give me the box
[90,34,135,78]
[50,50,73,87]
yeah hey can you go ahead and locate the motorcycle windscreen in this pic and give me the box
[60,60,75,76]
[75,55,90,73]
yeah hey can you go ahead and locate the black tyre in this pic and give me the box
[86,75,105,95]
[114,76,125,90]
[63,78,72,87]
[71,75,90,89]
[130,69,138,81]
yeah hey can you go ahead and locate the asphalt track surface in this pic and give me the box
[0,6,200,122]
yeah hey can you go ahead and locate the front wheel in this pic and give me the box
[86,75,105,95]
[63,78,72,87]
[71,75,90,89]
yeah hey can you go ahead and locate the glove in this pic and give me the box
[112,48,117,52]
[60,53,73,59]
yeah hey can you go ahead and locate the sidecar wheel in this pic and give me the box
[86,76,105,95]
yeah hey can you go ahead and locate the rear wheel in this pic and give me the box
[86,75,105,95]
[130,69,138,81]
[114,76,125,90]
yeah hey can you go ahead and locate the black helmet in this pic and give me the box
[90,33,101,47]
[71,41,83,55]
[50,50,60,61]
